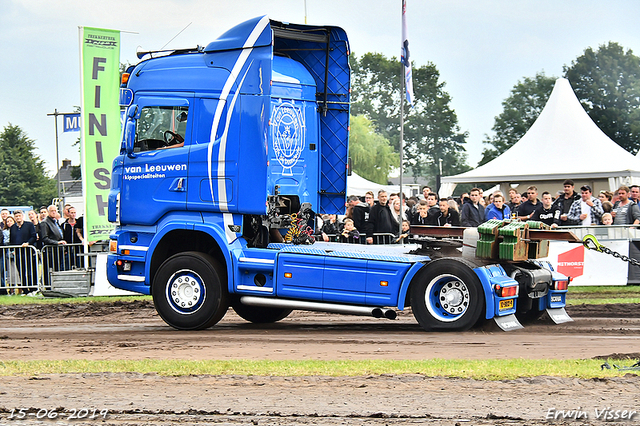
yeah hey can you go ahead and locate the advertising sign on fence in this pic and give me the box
[542,240,629,286]
[79,26,121,242]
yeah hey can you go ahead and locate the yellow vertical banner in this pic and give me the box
[79,27,121,241]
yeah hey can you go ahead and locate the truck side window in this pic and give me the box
[135,106,189,152]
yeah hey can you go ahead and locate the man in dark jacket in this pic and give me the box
[433,199,460,226]
[553,179,581,226]
[425,192,441,225]
[9,210,37,292]
[366,190,396,244]
[531,192,559,227]
[347,195,371,236]
[411,200,430,225]
[40,205,67,287]
[507,187,522,215]
[9,210,36,246]
[460,188,485,227]
[517,186,542,220]
[40,205,66,246]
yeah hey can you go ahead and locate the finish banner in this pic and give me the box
[79,27,120,242]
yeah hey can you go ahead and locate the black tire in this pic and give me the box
[410,258,485,332]
[152,252,228,330]
[231,297,292,323]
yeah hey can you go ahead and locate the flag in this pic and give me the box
[79,27,121,241]
[401,0,414,105]
[63,113,81,132]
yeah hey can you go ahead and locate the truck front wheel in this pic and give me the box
[410,259,484,332]
[152,252,228,330]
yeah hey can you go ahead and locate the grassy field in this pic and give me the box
[566,285,640,305]
[0,359,635,380]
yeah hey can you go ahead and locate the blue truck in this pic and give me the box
[107,16,573,332]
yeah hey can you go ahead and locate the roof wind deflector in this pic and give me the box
[272,27,329,44]
[272,25,332,116]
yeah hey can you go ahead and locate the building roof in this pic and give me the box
[54,159,82,196]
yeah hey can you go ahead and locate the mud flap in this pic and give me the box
[494,314,524,331]
[546,307,573,324]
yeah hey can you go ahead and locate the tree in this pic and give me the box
[349,115,398,184]
[350,53,470,182]
[0,124,57,208]
[480,73,556,166]
[564,42,640,154]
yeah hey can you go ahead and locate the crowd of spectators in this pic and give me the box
[503,180,640,227]
[320,185,464,244]
[320,180,640,245]
[0,204,86,295]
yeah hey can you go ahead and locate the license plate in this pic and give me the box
[499,299,514,310]
[550,295,562,303]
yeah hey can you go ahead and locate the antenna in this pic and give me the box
[160,22,193,50]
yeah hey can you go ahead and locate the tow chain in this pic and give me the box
[582,234,640,267]
[601,360,640,371]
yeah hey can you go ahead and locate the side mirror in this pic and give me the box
[127,104,138,118]
[124,119,136,157]
[124,105,138,157]
[176,111,188,123]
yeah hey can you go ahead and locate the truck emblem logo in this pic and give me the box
[272,101,305,176]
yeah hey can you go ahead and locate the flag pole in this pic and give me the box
[46,109,62,202]
[399,68,405,239]
[399,0,412,241]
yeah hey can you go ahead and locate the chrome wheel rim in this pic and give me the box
[425,274,470,322]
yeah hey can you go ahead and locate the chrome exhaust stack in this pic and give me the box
[240,296,397,320]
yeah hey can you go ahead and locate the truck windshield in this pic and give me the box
[135,106,189,151]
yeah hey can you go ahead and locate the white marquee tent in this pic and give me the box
[346,172,400,197]
[440,78,640,197]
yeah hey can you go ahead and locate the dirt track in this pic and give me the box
[0,301,639,425]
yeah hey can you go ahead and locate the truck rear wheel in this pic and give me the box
[152,252,228,330]
[410,259,484,332]
[231,298,292,323]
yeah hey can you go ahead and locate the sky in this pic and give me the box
[2,0,640,175]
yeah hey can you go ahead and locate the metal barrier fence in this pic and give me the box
[0,243,86,295]
[561,225,640,240]
[41,243,86,289]
[323,226,640,245]
[320,233,399,244]
[0,245,40,294]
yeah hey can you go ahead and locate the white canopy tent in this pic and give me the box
[346,172,400,197]
[441,78,640,197]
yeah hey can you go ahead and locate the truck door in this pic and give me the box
[186,96,240,214]
[120,95,193,225]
